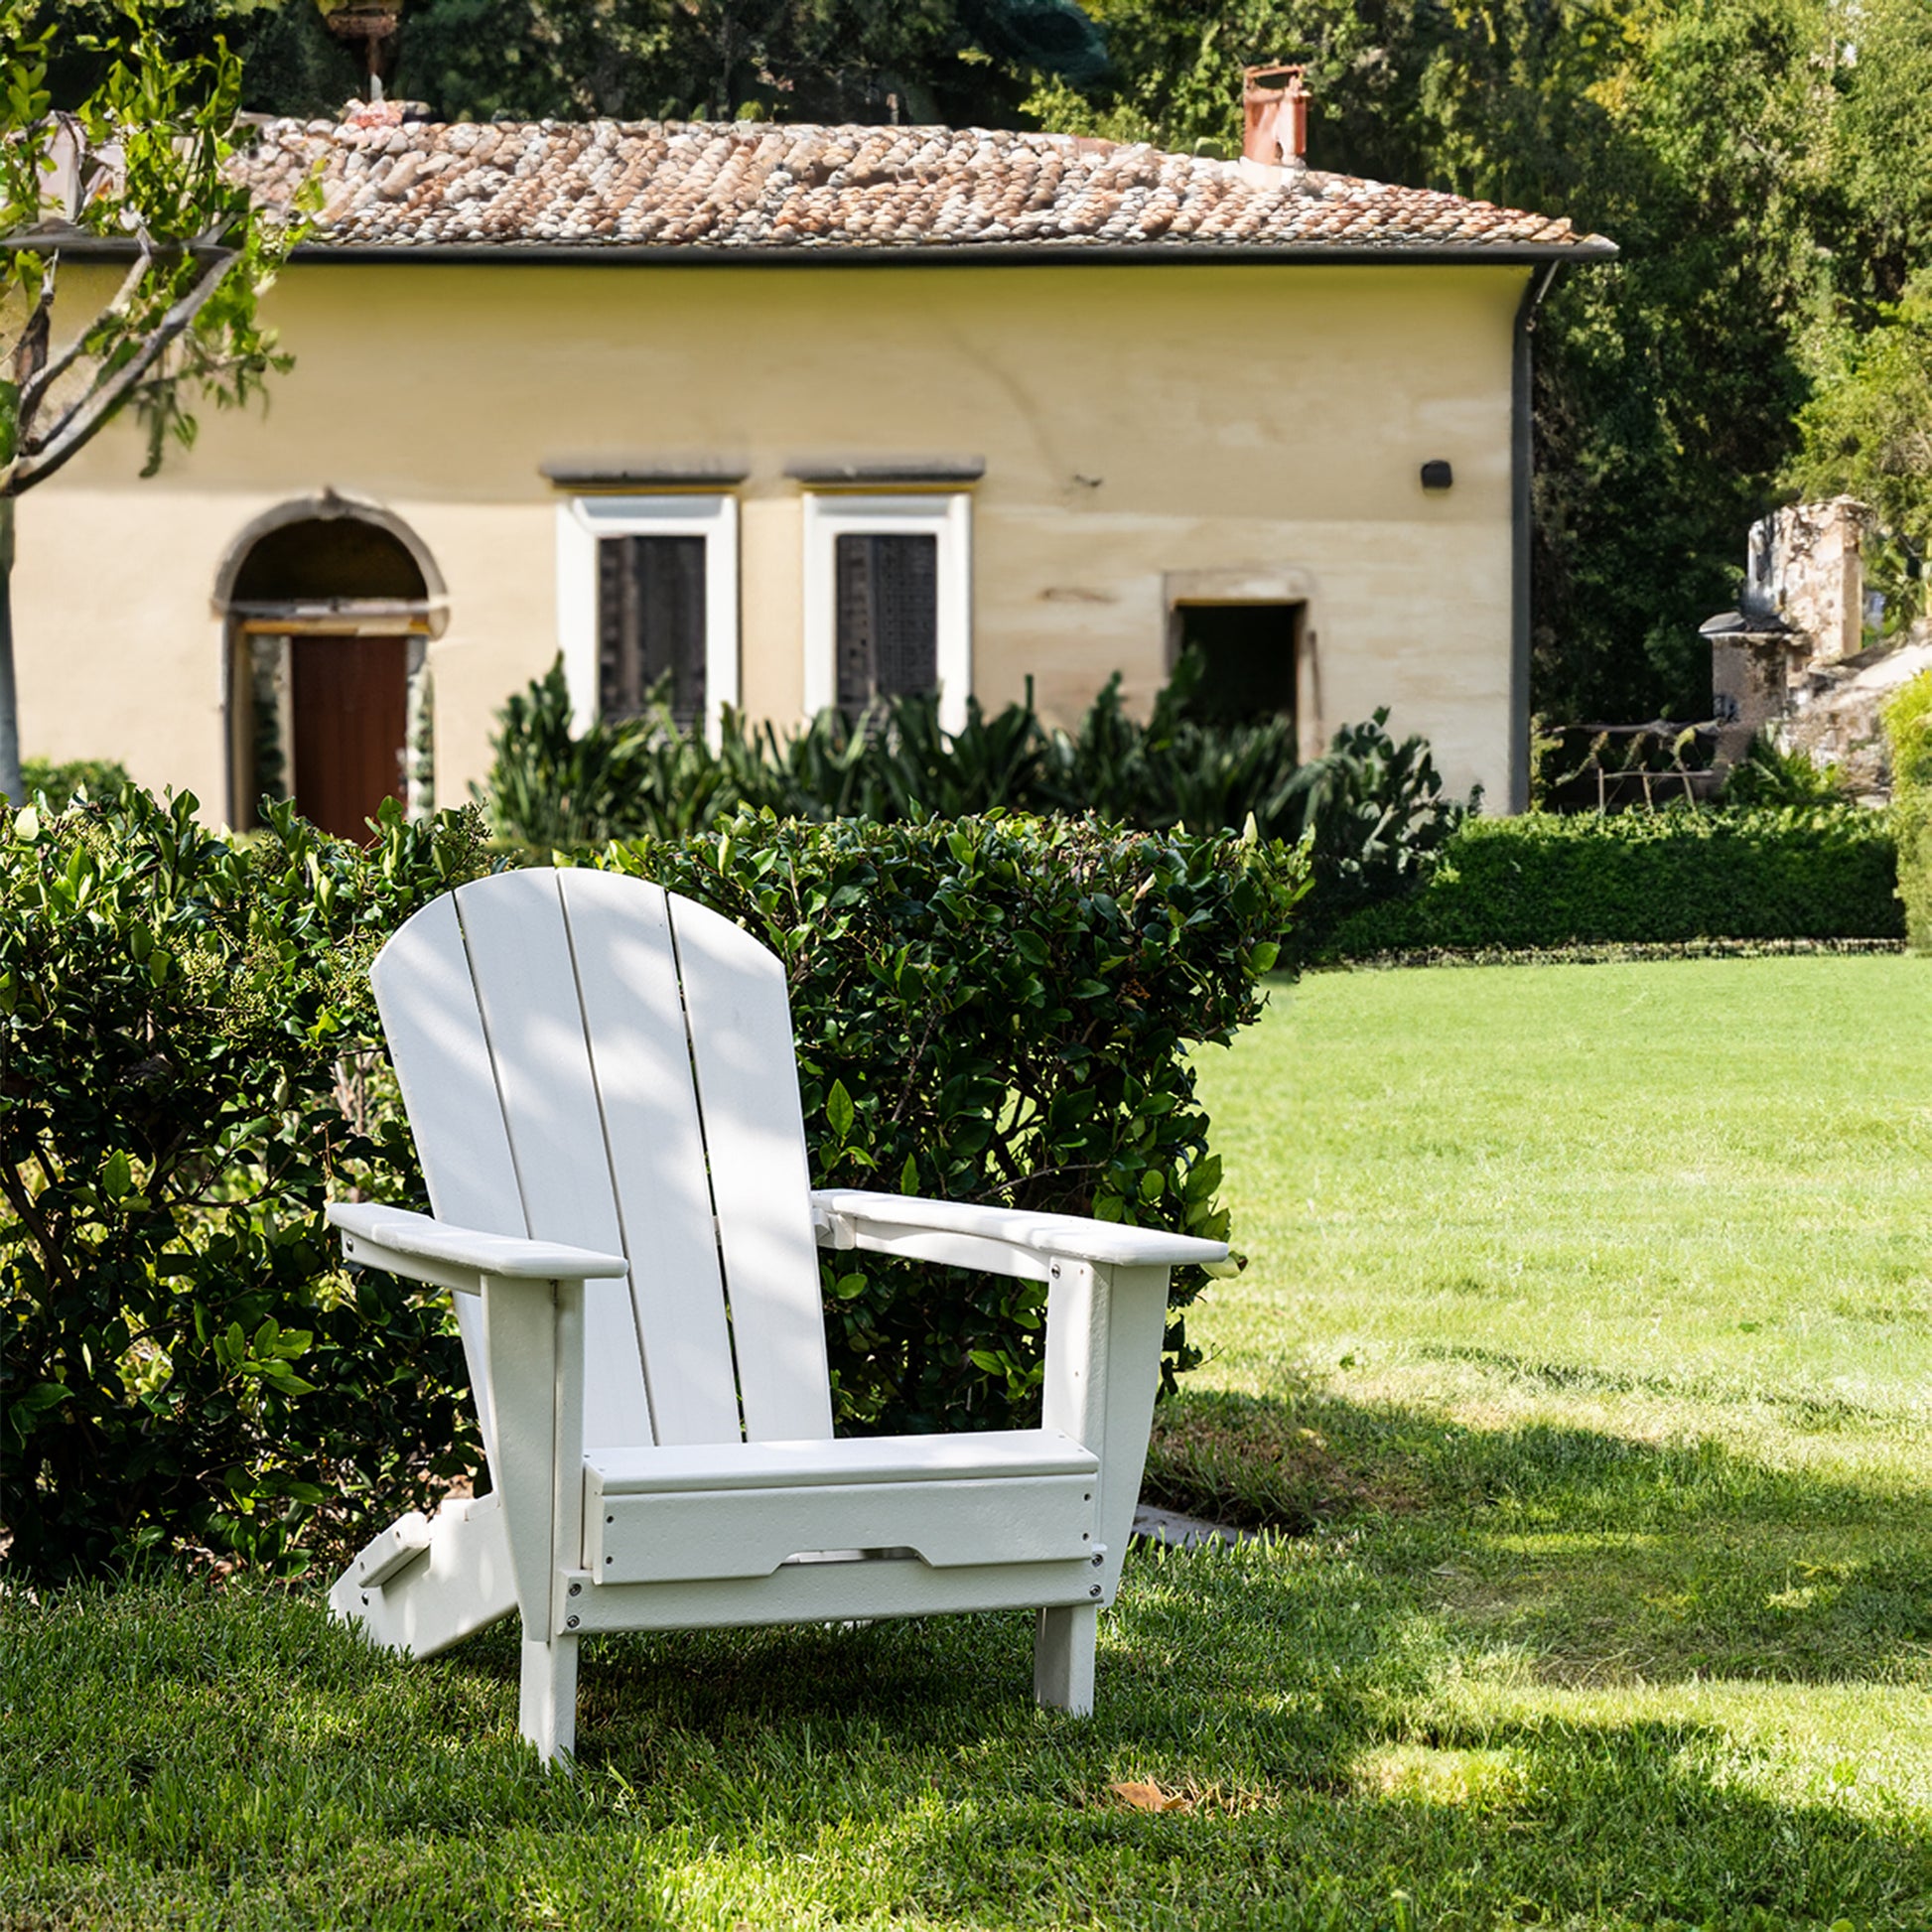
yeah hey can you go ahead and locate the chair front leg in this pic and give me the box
[1040,1258,1171,1605]
[1032,1259,1171,1715]
[482,1272,586,1765]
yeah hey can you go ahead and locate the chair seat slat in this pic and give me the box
[591,1427,1099,1493]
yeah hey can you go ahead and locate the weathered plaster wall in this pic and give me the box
[18,258,1525,813]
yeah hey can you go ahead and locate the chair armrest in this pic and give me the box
[329,1202,630,1296]
[811,1187,1226,1282]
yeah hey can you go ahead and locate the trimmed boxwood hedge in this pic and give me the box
[1329,807,1902,956]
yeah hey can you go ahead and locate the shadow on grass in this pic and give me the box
[1411,1340,1896,1432]
[421,1568,1932,1925]
[5,1565,1930,1927]
[1142,1384,1932,1688]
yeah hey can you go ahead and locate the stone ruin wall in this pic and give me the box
[1716,496,1931,800]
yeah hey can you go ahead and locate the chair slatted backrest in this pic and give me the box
[370,868,834,1461]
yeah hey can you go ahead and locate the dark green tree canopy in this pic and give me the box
[41,0,1932,725]
[45,0,1107,128]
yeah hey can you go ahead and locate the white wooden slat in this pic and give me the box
[329,1202,627,1280]
[1034,1603,1097,1715]
[557,870,740,1446]
[454,871,651,1453]
[814,1187,1228,1270]
[591,1428,1096,1494]
[482,1276,560,1635]
[1042,1259,1170,1607]
[668,896,834,1443]
[591,1472,1096,1582]
[371,892,523,1467]
[562,1554,1101,1633]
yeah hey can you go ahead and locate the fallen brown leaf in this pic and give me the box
[1110,1778,1191,1814]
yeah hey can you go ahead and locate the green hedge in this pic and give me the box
[1329,808,1902,956]
[1,790,495,1584]
[1883,673,1932,953]
[16,757,131,812]
[585,812,1305,1434]
[3,791,1299,1581]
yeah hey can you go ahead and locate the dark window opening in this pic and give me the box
[1174,603,1302,729]
[836,532,938,713]
[599,534,707,731]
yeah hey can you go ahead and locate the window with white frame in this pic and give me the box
[556,494,739,742]
[802,492,971,732]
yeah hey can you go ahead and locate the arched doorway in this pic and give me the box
[215,491,448,838]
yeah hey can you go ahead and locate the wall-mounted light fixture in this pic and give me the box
[1420,460,1453,491]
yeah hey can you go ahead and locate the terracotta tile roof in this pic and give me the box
[241,104,1612,260]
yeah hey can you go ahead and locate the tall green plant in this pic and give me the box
[479,655,1463,942]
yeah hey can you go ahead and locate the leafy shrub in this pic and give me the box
[1330,808,1902,956]
[482,656,1458,945]
[16,757,132,811]
[1282,714,1463,944]
[1883,671,1932,952]
[1,787,494,1584]
[1885,672,1932,958]
[585,811,1306,1434]
[474,663,753,849]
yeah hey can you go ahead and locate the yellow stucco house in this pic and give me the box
[19,90,1610,837]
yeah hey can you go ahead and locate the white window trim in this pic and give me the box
[556,493,740,746]
[801,491,972,734]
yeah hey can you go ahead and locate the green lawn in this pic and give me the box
[5,956,1931,1930]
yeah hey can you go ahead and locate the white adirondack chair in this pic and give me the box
[326,867,1225,1761]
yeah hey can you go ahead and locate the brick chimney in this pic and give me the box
[1242,65,1309,170]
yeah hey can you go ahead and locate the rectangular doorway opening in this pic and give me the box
[1172,602,1305,731]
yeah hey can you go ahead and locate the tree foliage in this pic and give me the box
[0,2,310,496]
[32,0,1932,726]
[0,0,313,800]
[44,0,1106,129]
[1786,273,1932,615]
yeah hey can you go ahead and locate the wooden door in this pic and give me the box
[291,635,408,840]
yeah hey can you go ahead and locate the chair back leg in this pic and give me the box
[1034,1603,1097,1716]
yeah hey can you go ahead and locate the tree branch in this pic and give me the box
[0,1154,75,1298]
[8,260,54,397]
[15,243,154,442]
[2,245,238,496]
